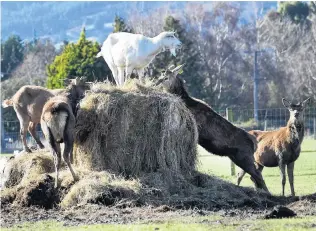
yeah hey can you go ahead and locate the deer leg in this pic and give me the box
[231,153,269,193]
[63,133,78,182]
[279,162,286,196]
[250,163,264,185]
[28,122,45,149]
[15,109,31,153]
[287,162,295,196]
[237,169,246,186]
[48,141,61,188]
[20,121,31,153]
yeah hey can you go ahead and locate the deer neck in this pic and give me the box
[287,118,304,145]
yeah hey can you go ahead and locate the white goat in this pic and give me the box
[96,31,182,86]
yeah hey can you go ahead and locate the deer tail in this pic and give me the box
[2,99,13,108]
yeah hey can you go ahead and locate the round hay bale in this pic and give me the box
[74,80,198,176]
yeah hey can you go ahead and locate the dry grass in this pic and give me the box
[2,151,55,188]
[74,79,198,176]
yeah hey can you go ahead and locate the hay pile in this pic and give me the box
[1,151,288,210]
[74,80,198,176]
[0,80,292,210]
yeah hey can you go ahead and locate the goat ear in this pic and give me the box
[171,64,184,76]
[302,98,311,107]
[282,98,291,108]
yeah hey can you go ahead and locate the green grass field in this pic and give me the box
[197,138,316,196]
[2,139,315,231]
[4,215,316,231]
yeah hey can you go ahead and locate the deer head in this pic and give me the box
[155,64,186,96]
[282,98,311,122]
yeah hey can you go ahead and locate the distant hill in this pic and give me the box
[1,1,277,45]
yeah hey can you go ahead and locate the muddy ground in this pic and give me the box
[1,195,316,228]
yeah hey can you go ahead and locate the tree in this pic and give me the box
[46,28,111,89]
[1,35,24,79]
[113,15,132,33]
[278,1,309,23]
[1,39,58,122]
[259,8,316,104]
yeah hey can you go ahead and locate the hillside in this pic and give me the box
[1,1,276,45]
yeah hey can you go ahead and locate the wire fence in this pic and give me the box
[1,107,316,153]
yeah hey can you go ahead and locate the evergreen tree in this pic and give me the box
[1,35,24,79]
[149,16,200,96]
[113,15,133,33]
[46,27,111,89]
[278,1,309,23]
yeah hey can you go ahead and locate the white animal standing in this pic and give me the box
[96,31,182,86]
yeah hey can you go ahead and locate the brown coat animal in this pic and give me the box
[2,77,88,153]
[237,98,310,196]
[41,94,78,187]
[159,65,269,192]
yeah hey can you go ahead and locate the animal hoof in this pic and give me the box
[25,148,32,153]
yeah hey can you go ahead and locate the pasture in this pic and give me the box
[1,139,315,231]
[198,138,316,196]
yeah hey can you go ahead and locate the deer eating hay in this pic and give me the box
[97,31,182,86]
[2,77,89,153]
[237,98,310,196]
[159,65,269,193]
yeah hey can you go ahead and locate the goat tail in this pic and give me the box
[2,99,13,108]
[247,133,258,152]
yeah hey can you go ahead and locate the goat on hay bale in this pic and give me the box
[97,32,182,86]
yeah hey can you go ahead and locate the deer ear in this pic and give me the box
[171,64,184,76]
[168,65,175,70]
[80,76,87,83]
[302,98,311,107]
[282,98,291,108]
[63,78,71,85]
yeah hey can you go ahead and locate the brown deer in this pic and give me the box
[2,77,89,153]
[237,98,310,196]
[158,65,269,193]
[41,94,79,187]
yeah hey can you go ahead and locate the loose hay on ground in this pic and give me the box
[74,80,198,176]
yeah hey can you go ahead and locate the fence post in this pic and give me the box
[314,117,316,140]
[226,108,236,176]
